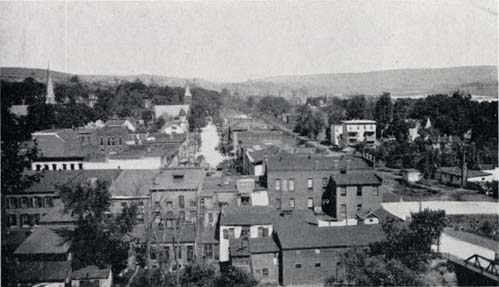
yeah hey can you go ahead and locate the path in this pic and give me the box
[382,201,499,220]
[197,121,227,168]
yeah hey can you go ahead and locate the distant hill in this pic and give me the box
[228,66,498,98]
[2,66,497,98]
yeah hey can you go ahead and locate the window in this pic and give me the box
[107,138,111,145]
[357,186,362,196]
[262,268,269,278]
[240,196,250,205]
[70,164,75,170]
[119,137,122,145]
[179,196,185,208]
[121,202,128,209]
[179,211,185,222]
[20,214,30,227]
[315,262,321,268]
[208,213,213,223]
[203,244,213,258]
[111,138,115,146]
[340,187,346,196]
[176,246,182,259]
[52,164,57,170]
[307,178,313,189]
[187,245,194,262]
[166,201,173,209]
[44,164,49,170]
[258,227,269,238]
[7,214,16,227]
[78,163,83,170]
[275,179,281,191]
[190,211,197,223]
[36,164,42,171]
[44,196,53,207]
[289,198,295,209]
[62,164,67,170]
[357,204,362,211]
[223,229,229,239]
[8,197,19,209]
[276,199,281,209]
[340,204,347,218]
[190,200,197,207]
[241,226,250,237]
[32,197,42,208]
[373,187,379,196]
[295,264,302,269]
[229,228,235,239]
[289,179,295,191]
[307,198,314,209]
[33,214,40,225]
[21,197,29,208]
[322,177,328,190]
[315,249,321,254]
[166,219,173,228]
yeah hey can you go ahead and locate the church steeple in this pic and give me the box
[184,83,192,106]
[45,64,56,104]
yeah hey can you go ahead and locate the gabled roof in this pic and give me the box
[39,204,77,225]
[154,105,190,119]
[32,129,84,158]
[14,227,72,255]
[220,206,275,226]
[151,168,205,191]
[72,265,111,280]
[5,261,72,283]
[332,172,382,186]
[110,169,159,198]
[22,171,81,194]
[230,237,279,257]
[439,167,492,178]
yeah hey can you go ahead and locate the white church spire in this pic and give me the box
[45,63,56,104]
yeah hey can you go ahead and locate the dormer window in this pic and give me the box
[173,174,184,180]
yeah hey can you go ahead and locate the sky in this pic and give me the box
[0,0,497,82]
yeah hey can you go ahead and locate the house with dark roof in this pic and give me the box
[438,165,492,186]
[14,227,73,262]
[219,206,275,262]
[264,154,371,212]
[3,260,72,287]
[273,210,385,285]
[242,145,289,177]
[322,172,383,224]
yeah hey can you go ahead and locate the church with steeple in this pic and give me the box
[45,66,56,104]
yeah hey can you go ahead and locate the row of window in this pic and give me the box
[222,226,270,239]
[255,268,270,278]
[275,177,330,192]
[35,163,83,171]
[99,137,123,146]
[6,213,40,227]
[338,186,379,197]
[295,262,322,268]
[150,244,216,261]
[6,196,54,209]
[275,198,314,209]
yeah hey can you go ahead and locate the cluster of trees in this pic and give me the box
[189,87,223,131]
[326,209,448,286]
[256,95,291,117]
[294,104,326,139]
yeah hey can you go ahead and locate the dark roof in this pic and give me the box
[39,204,77,225]
[4,261,72,283]
[274,212,385,249]
[23,171,81,194]
[439,167,492,178]
[220,206,275,225]
[202,175,264,194]
[72,265,111,280]
[14,227,72,255]
[32,129,84,158]
[332,172,382,186]
[151,168,205,191]
[199,225,218,244]
[267,155,370,172]
[229,237,279,256]
[1,229,31,250]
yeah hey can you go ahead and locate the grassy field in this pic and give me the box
[447,214,499,242]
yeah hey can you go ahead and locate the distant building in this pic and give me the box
[3,261,72,287]
[437,166,492,186]
[153,105,190,121]
[340,120,377,147]
[401,169,423,183]
[14,227,72,262]
[71,265,113,287]
[330,124,343,146]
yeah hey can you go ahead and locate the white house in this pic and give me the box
[341,120,377,147]
[218,206,275,262]
[330,124,343,146]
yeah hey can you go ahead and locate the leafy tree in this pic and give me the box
[409,209,447,253]
[294,105,325,139]
[374,92,393,137]
[346,95,367,119]
[141,110,154,124]
[180,264,216,287]
[256,95,291,117]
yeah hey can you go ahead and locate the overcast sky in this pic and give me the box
[0,0,497,82]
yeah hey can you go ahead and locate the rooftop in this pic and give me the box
[72,265,112,280]
[39,204,77,225]
[274,212,385,249]
[32,128,84,158]
[14,227,72,255]
[22,171,81,194]
[267,154,370,172]
[109,169,158,198]
[342,120,377,124]
[332,172,382,186]
[202,175,265,194]
[229,237,279,257]
[220,205,275,226]
[439,167,492,178]
[5,261,72,283]
[154,105,190,118]
[151,168,205,191]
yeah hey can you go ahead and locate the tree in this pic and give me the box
[256,95,290,117]
[374,92,393,137]
[346,95,367,119]
[294,105,325,139]
[409,209,447,253]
